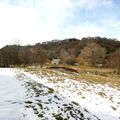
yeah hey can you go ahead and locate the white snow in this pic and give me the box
[22,69,120,120]
[0,68,120,120]
[0,68,99,120]
[0,68,16,76]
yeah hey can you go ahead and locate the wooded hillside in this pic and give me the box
[0,36,120,72]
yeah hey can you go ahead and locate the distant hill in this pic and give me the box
[0,36,120,67]
[35,36,120,57]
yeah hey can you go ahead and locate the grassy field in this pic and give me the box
[25,64,120,88]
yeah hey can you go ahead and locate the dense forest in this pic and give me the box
[0,36,120,72]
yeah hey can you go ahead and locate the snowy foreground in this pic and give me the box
[0,68,120,120]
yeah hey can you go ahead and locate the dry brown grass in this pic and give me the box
[25,64,120,89]
[70,73,120,88]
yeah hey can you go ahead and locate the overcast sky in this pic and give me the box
[0,0,120,48]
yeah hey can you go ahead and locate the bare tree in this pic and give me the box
[107,49,120,74]
[60,48,70,62]
[18,47,30,66]
[29,47,36,64]
[78,43,106,66]
[34,47,48,68]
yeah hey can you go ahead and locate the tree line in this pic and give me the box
[0,36,120,73]
[0,45,47,68]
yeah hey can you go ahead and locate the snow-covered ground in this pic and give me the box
[0,68,101,120]
[22,69,120,120]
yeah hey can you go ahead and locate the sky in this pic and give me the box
[0,0,120,48]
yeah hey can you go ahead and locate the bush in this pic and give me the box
[65,57,76,65]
